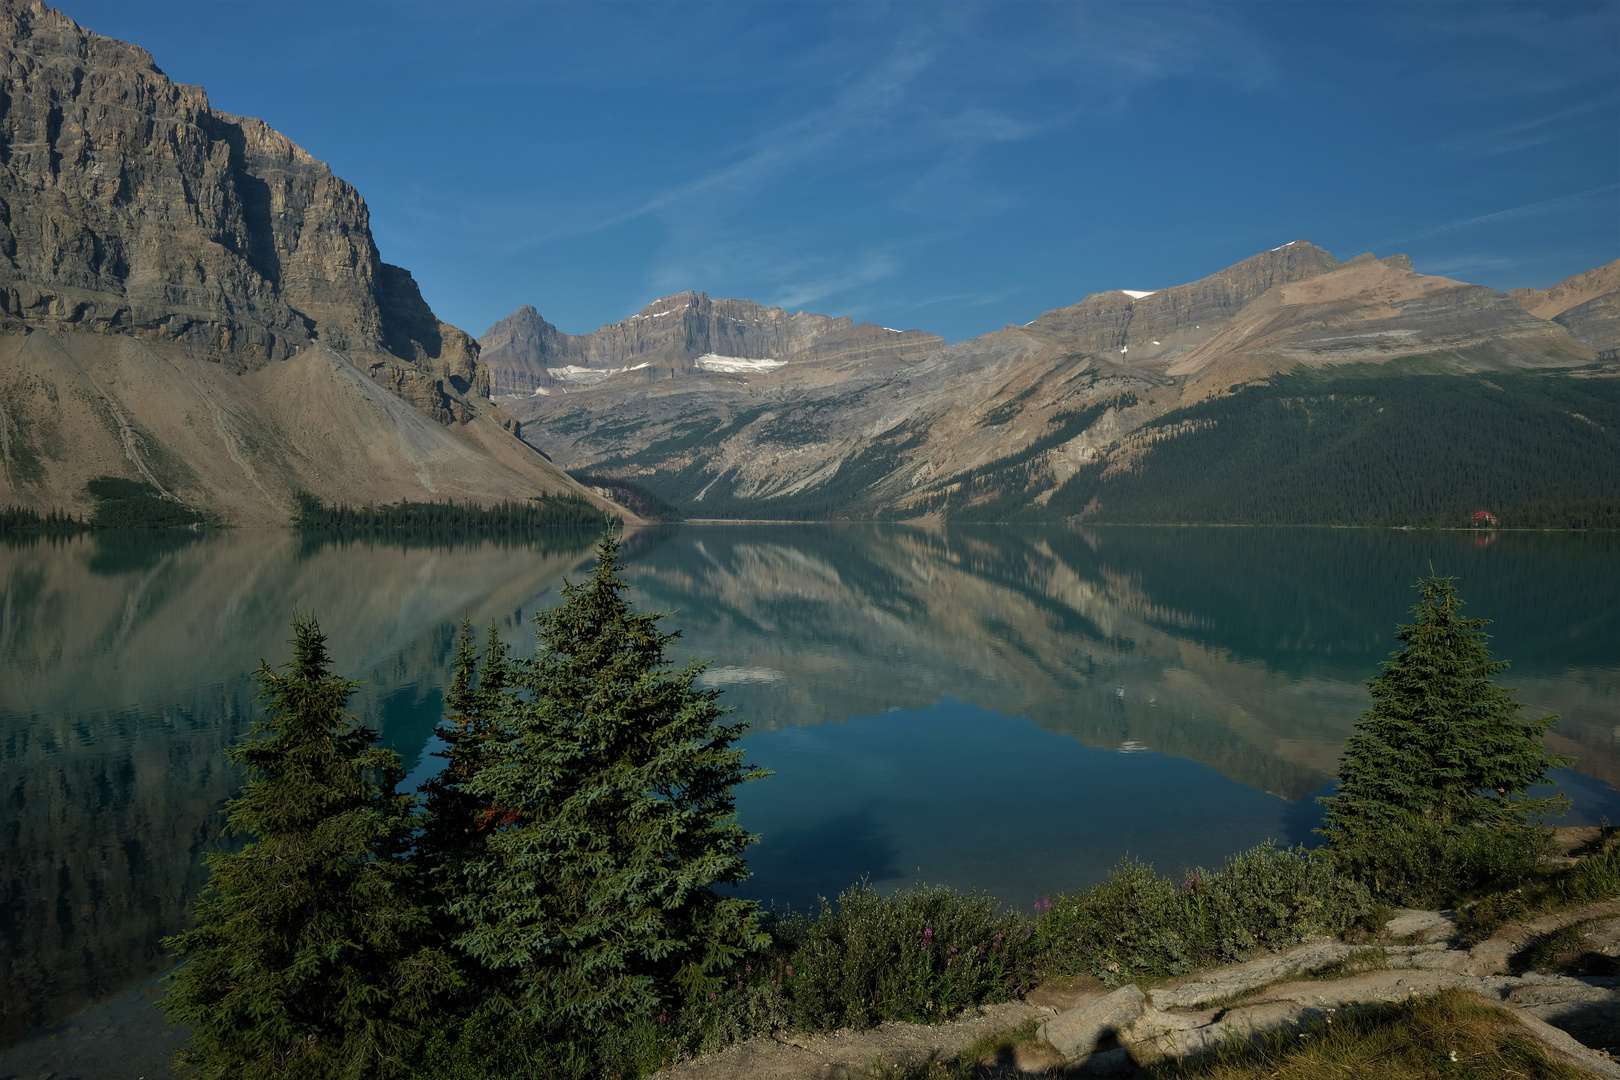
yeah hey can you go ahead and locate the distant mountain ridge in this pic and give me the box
[1021,240,1348,362]
[494,243,1617,524]
[480,291,941,396]
[0,0,622,524]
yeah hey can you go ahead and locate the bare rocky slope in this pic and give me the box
[0,0,620,525]
[497,243,1615,522]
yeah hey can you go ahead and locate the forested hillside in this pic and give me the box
[1030,368,1620,528]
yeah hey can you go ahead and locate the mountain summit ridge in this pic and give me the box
[479,290,942,397]
[498,243,1617,521]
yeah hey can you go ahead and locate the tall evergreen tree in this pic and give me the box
[1320,576,1570,848]
[161,616,456,1080]
[418,619,514,896]
[445,530,768,1046]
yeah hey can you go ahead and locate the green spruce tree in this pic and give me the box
[418,619,514,897]
[1320,577,1569,898]
[161,616,457,1080]
[444,530,768,1056]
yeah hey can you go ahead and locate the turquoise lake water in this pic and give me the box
[2,524,1617,1045]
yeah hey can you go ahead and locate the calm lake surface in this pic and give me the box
[3,524,1618,1046]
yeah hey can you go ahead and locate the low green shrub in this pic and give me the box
[1330,819,1555,908]
[1563,829,1620,904]
[1457,827,1620,945]
[1036,845,1373,985]
[778,883,1035,1031]
[409,1011,673,1080]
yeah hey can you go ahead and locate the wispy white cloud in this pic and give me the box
[768,251,905,311]
[1412,254,1523,278]
[1373,184,1620,249]
[1442,96,1619,158]
[392,1,1274,316]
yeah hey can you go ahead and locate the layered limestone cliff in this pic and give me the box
[1021,241,1346,363]
[480,291,941,396]
[0,0,606,522]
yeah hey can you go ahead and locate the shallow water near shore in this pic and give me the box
[3,523,1618,1052]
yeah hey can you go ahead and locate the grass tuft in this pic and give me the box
[1143,987,1594,1079]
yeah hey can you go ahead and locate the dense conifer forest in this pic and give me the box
[1037,370,1620,528]
[1,477,207,535]
[292,492,615,535]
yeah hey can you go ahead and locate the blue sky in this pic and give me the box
[66,1,1619,343]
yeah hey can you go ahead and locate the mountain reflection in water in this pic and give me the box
[2,524,1617,1046]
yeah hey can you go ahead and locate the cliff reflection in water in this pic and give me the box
[625,525,1620,801]
[3,524,1617,1046]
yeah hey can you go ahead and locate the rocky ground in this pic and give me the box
[650,897,1620,1079]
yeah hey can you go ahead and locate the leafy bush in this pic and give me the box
[660,883,1036,1060]
[1330,818,1554,908]
[1036,845,1373,985]
[780,883,1035,1030]
[1565,834,1620,904]
[1456,826,1620,945]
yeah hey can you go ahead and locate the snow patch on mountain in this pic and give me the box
[697,354,787,373]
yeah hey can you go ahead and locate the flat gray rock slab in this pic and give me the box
[650,1001,1042,1080]
[1385,908,1458,942]
[1147,940,1359,1010]
[1039,984,1145,1061]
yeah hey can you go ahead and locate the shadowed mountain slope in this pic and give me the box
[0,0,620,524]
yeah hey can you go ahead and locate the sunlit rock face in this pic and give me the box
[1021,240,1347,363]
[0,0,597,524]
[0,0,476,383]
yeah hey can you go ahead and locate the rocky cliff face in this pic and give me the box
[0,0,485,418]
[480,291,941,396]
[0,0,601,522]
